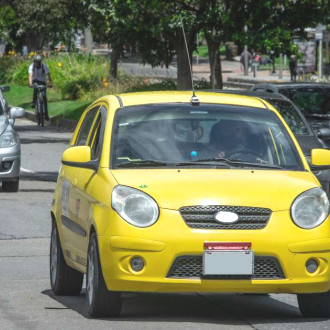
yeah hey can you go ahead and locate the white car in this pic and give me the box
[0,85,25,192]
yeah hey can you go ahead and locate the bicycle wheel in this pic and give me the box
[39,98,44,127]
[36,99,41,126]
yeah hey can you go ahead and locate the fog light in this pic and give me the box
[2,161,13,171]
[130,257,144,272]
[306,259,318,273]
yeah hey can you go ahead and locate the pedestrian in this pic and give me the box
[289,54,297,82]
[28,54,52,121]
[240,49,252,73]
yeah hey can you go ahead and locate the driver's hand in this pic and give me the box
[217,151,225,158]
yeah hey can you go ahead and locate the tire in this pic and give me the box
[2,179,19,192]
[39,99,44,127]
[297,291,330,318]
[86,232,122,318]
[50,221,83,295]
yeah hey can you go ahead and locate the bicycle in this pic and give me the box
[33,83,47,127]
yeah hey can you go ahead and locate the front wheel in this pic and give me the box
[297,291,330,317]
[38,99,44,127]
[86,232,122,318]
[50,221,83,295]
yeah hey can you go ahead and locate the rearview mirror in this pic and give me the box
[62,146,97,170]
[317,128,330,139]
[0,85,10,92]
[310,149,330,170]
[10,107,25,119]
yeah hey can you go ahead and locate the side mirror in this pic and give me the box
[317,128,330,139]
[62,146,97,170]
[0,85,10,92]
[10,107,25,119]
[310,149,330,170]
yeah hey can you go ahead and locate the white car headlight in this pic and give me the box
[291,187,330,229]
[0,132,17,148]
[111,185,159,227]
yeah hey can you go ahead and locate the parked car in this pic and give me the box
[211,90,330,195]
[51,91,330,318]
[0,85,25,192]
[251,83,330,146]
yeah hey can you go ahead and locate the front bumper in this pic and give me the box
[98,208,330,294]
[0,146,20,180]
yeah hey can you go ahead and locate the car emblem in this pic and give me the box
[214,211,239,224]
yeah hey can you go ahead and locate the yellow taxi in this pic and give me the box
[50,91,330,318]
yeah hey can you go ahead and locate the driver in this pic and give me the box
[210,120,247,158]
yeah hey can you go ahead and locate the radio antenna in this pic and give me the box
[179,15,199,105]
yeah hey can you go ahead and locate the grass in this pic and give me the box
[5,84,92,121]
[4,80,177,121]
[193,45,226,58]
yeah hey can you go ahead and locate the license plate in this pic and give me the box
[203,250,254,275]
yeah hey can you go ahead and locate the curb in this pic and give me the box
[24,110,78,131]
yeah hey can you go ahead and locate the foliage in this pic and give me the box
[0,0,86,51]
[0,4,16,42]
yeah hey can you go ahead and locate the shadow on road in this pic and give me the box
[20,138,70,144]
[20,171,58,182]
[42,289,326,325]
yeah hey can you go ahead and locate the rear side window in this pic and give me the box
[281,87,329,115]
[265,99,309,135]
[75,107,99,146]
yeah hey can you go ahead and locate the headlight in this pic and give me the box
[291,187,329,229]
[111,185,159,227]
[0,132,17,148]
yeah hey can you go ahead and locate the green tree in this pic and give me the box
[1,0,85,52]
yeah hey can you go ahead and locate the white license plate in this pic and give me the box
[203,250,254,275]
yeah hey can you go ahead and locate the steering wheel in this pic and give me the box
[225,148,263,160]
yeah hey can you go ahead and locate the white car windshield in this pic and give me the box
[111,103,303,170]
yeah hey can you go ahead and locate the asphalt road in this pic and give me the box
[1,118,330,329]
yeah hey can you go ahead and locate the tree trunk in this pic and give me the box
[205,33,223,89]
[174,30,194,90]
[26,31,44,52]
[110,45,121,80]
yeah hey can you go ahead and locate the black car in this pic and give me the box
[210,89,330,195]
[251,83,330,146]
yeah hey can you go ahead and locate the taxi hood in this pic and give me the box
[110,169,318,211]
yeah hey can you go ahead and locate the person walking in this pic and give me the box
[240,50,252,74]
[28,54,52,121]
[289,54,297,82]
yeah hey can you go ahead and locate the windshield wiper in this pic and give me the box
[116,160,171,168]
[174,160,230,168]
[195,158,285,169]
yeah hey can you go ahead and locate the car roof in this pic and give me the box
[98,91,275,110]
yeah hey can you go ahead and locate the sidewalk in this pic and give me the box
[193,58,291,86]
[119,55,291,88]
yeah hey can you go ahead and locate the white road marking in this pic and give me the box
[20,167,35,173]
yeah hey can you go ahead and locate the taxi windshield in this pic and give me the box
[111,104,303,170]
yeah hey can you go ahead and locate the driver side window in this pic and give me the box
[75,107,99,146]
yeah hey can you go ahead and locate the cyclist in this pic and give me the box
[28,54,52,121]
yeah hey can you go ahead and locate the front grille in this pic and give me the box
[179,205,271,230]
[167,255,284,279]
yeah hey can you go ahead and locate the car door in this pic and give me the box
[60,105,100,263]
